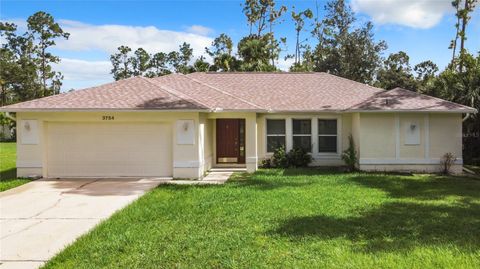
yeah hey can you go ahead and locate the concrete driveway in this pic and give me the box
[0,178,166,269]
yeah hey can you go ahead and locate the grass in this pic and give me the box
[0,142,30,192]
[43,169,480,269]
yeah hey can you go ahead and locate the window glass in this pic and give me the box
[267,136,286,152]
[293,119,311,134]
[266,119,286,152]
[318,119,337,153]
[318,119,337,135]
[267,119,286,134]
[293,136,312,152]
[319,136,337,152]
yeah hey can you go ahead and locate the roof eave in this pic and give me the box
[0,108,212,113]
[346,108,477,113]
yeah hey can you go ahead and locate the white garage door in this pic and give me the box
[47,122,172,178]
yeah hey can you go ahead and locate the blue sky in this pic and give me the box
[2,0,479,90]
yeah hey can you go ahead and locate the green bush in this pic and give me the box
[272,146,289,168]
[287,147,312,168]
[265,146,312,168]
[341,134,358,171]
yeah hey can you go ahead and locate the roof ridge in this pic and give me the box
[140,76,212,110]
[321,72,385,93]
[182,74,264,110]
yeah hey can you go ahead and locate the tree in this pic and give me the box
[110,46,134,81]
[206,34,239,71]
[131,48,150,76]
[242,0,286,36]
[1,13,67,104]
[375,51,417,91]
[147,52,170,77]
[237,34,277,71]
[27,11,69,97]
[291,8,313,66]
[241,0,287,68]
[450,0,478,71]
[311,0,386,84]
[413,60,438,93]
[193,56,210,72]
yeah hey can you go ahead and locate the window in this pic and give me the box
[266,119,286,152]
[293,119,312,152]
[318,119,337,153]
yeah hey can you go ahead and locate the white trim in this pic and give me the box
[246,156,258,163]
[395,114,400,159]
[174,161,201,168]
[424,114,430,159]
[359,158,463,165]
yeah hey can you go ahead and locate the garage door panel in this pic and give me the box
[47,122,172,177]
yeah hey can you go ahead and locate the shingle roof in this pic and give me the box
[1,72,476,113]
[348,87,475,112]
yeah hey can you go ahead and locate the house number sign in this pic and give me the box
[102,115,115,120]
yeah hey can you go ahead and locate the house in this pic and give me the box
[0,72,476,179]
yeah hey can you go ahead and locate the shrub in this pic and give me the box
[265,146,312,168]
[341,134,358,172]
[440,152,457,174]
[287,147,312,168]
[260,158,272,168]
[271,146,289,168]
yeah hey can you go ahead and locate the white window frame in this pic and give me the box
[292,118,313,152]
[318,118,339,154]
[266,119,286,153]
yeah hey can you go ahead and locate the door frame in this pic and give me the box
[215,119,246,164]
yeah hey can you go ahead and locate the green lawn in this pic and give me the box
[0,142,30,192]
[44,169,480,269]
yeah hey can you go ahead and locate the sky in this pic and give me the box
[1,0,479,91]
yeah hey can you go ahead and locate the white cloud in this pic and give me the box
[54,58,111,81]
[351,0,453,29]
[185,25,214,36]
[56,20,213,58]
[276,57,295,71]
[53,58,112,90]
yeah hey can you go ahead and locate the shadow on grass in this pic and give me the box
[0,168,16,181]
[229,171,314,190]
[350,174,480,200]
[273,201,480,252]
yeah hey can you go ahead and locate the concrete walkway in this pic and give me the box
[166,168,242,185]
[0,178,166,269]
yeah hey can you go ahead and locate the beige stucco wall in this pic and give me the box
[359,113,397,159]
[16,111,203,179]
[358,112,463,173]
[14,110,465,178]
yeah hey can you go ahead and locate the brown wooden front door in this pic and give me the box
[216,119,245,164]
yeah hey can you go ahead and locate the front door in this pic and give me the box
[216,119,245,164]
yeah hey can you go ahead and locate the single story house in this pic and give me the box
[0,72,476,179]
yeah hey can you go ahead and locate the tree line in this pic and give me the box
[0,11,69,106]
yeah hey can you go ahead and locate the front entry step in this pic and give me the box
[209,168,247,173]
